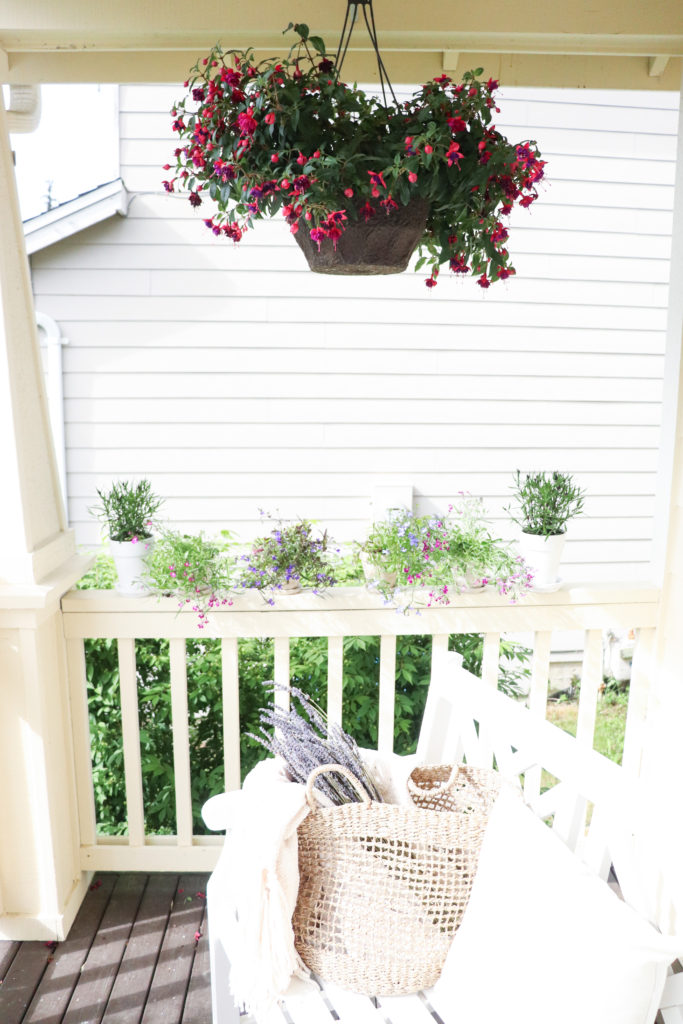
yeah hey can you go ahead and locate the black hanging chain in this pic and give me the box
[334,0,398,107]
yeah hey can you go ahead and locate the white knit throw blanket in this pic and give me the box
[223,751,420,1017]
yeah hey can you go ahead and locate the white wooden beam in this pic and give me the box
[649,55,671,77]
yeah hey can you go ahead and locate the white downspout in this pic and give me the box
[35,312,68,521]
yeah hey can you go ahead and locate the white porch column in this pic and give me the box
[0,88,92,939]
[638,79,683,902]
[0,88,75,583]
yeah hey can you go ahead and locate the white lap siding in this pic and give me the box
[29,83,680,582]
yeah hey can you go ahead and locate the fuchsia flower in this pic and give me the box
[237,108,257,135]
[446,142,463,167]
[359,201,376,222]
[367,170,386,197]
[447,116,467,133]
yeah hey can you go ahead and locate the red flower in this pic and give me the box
[360,201,376,222]
[446,142,463,167]
[477,274,490,288]
[264,111,276,125]
[237,110,257,136]
[447,116,467,133]
[408,171,418,184]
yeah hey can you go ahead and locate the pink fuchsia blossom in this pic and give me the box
[408,171,418,183]
[367,170,387,197]
[237,109,257,135]
[360,201,376,222]
[264,111,276,124]
[446,142,463,167]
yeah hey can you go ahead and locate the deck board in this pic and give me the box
[140,874,208,1024]
[0,939,21,978]
[22,874,118,1024]
[0,937,54,1024]
[0,874,211,1024]
[182,928,212,1024]
[63,873,147,1024]
[101,873,178,1024]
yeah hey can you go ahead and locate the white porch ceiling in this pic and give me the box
[1,0,682,89]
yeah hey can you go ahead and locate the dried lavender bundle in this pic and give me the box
[248,683,383,805]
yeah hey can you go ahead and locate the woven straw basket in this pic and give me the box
[293,761,501,996]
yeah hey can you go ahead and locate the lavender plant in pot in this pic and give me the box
[90,479,163,595]
[506,471,585,591]
[166,21,545,287]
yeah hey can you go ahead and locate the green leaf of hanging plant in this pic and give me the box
[294,22,309,40]
[309,36,326,53]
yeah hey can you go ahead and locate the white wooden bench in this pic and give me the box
[203,651,683,1024]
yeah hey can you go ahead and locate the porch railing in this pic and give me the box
[60,584,659,872]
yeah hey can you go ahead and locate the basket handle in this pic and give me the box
[408,763,461,796]
[305,763,373,809]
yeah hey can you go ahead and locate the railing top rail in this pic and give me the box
[61,584,660,640]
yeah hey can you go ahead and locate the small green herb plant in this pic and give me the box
[237,511,338,603]
[442,495,533,598]
[142,529,236,627]
[90,479,163,542]
[507,471,585,537]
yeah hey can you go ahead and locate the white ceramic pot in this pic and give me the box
[453,568,487,592]
[278,578,303,594]
[359,551,397,587]
[110,537,154,595]
[517,531,566,589]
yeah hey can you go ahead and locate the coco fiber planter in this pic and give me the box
[294,198,430,275]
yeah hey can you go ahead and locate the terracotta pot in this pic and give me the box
[294,198,430,275]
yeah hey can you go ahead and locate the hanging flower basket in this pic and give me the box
[166,22,545,288]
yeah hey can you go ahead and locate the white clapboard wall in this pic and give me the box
[29,82,680,582]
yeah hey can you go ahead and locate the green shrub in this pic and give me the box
[79,553,530,835]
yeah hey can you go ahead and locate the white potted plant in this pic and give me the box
[506,471,585,590]
[90,479,163,595]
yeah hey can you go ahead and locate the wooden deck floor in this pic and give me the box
[0,873,212,1024]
